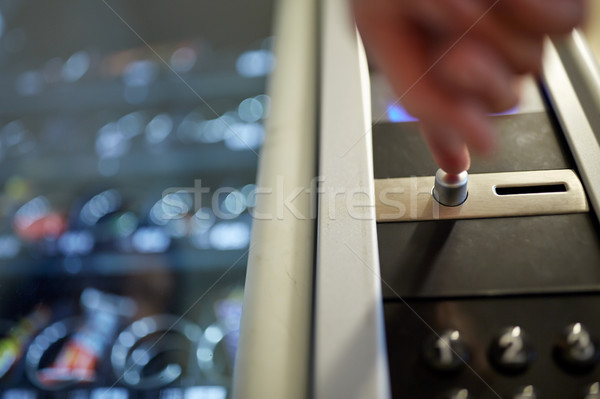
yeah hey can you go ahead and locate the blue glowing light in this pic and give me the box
[490,106,520,116]
[387,103,521,123]
[387,104,418,123]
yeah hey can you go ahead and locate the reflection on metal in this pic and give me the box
[543,32,600,223]
[375,169,588,222]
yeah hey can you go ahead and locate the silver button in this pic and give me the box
[432,169,468,207]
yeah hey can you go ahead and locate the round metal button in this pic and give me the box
[432,169,468,207]
[554,322,599,374]
[489,326,535,375]
[423,329,470,373]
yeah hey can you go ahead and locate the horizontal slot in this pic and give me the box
[494,183,567,196]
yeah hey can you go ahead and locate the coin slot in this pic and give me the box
[494,183,567,196]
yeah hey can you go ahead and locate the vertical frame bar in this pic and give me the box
[313,1,391,398]
[232,0,317,398]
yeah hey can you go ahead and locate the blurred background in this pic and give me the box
[0,1,275,398]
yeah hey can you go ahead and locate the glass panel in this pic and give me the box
[0,1,274,397]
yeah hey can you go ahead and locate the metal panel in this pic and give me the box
[232,0,317,398]
[384,294,600,398]
[313,0,390,398]
[375,169,588,222]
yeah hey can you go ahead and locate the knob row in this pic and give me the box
[424,323,600,375]
[441,384,600,399]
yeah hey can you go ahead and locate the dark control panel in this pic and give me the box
[384,295,600,399]
[372,105,600,398]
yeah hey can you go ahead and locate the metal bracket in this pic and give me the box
[375,169,588,222]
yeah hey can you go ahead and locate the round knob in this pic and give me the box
[423,329,470,373]
[554,322,599,373]
[489,326,535,375]
[432,169,468,207]
[513,385,538,399]
[584,382,600,399]
[443,388,474,399]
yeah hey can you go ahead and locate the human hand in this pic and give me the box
[353,0,585,173]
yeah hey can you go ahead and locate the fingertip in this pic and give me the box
[420,123,471,174]
[434,146,471,175]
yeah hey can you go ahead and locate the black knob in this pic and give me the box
[489,326,535,375]
[584,382,600,399]
[513,385,538,399]
[554,323,599,374]
[442,388,474,399]
[423,329,470,373]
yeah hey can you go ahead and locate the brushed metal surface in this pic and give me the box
[376,169,588,222]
